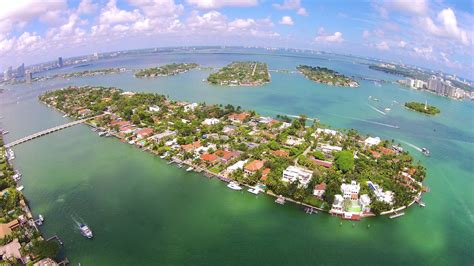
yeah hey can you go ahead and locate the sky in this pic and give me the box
[0,0,473,78]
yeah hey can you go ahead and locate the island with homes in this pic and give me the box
[404,101,440,115]
[135,63,199,78]
[39,86,427,221]
[207,61,270,86]
[0,135,61,264]
[60,68,127,79]
[297,65,359,87]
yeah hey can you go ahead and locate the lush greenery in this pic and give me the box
[405,102,440,115]
[40,86,427,217]
[135,63,198,78]
[297,65,359,87]
[207,61,270,86]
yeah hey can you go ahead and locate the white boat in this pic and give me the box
[16,186,24,191]
[186,167,193,172]
[247,187,261,195]
[1,130,8,135]
[159,155,166,159]
[384,108,391,111]
[421,148,430,157]
[12,173,21,182]
[39,214,44,222]
[275,195,285,205]
[227,181,242,191]
[98,131,106,137]
[80,224,93,239]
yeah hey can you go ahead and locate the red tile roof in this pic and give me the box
[370,150,381,159]
[260,168,271,181]
[229,112,249,121]
[215,150,239,161]
[181,141,201,152]
[271,149,289,157]
[111,120,131,128]
[378,146,395,155]
[200,153,218,162]
[314,182,327,191]
[245,160,264,172]
[136,128,153,138]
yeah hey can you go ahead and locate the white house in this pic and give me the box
[184,103,198,112]
[359,194,371,212]
[367,181,394,205]
[313,182,327,198]
[202,118,220,125]
[149,105,161,112]
[341,181,360,199]
[330,194,344,214]
[320,144,343,153]
[225,160,248,174]
[279,122,291,130]
[282,166,313,187]
[285,136,304,146]
[364,136,381,147]
[316,128,339,136]
[258,116,273,124]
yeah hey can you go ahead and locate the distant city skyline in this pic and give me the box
[0,0,472,78]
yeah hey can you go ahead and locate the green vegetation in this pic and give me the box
[60,68,126,78]
[135,63,198,78]
[405,102,440,115]
[40,86,426,218]
[297,65,359,87]
[207,61,270,86]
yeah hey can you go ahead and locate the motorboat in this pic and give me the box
[80,224,93,239]
[421,148,430,156]
[227,181,242,191]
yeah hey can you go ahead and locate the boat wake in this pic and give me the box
[71,214,87,230]
[367,104,386,115]
[399,140,422,152]
[331,114,399,129]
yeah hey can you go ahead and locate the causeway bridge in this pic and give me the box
[5,118,90,148]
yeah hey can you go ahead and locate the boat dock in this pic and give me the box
[275,195,285,205]
[47,235,64,245]
[389,212,405,219]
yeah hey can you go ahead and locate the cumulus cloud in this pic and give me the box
[186,0,258,9]
[129,0,183,17]
[314,31,344,43]
[77,0,99,15]
[398,40,407,48]
[388,0,427,15]
[418,8,470,46]
[99,0,142,25]
[273,0,307,16]
[362,29,370,39]
[375,41,389,50]
[279,16,294,25]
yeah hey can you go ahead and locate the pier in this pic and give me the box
[4,118,90,148]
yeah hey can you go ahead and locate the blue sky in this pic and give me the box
[0,0,472,78]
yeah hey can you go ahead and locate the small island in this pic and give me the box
[405,101,440,115]
[297,65,359,87]
[135,63,198,78]
[39,86,427,220]
[207,61,270,86]
[60,68,127,79]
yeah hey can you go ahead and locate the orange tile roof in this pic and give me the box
[229,112,250,121]
[200,153,218,162]
[271,150,289,157]
[245,160,264,172]
[260,168,271,181]
[378,146,395,155]
[314,182,327,191]
[136,128,153,137]
[181,141,201,151]
[215,150,239,161]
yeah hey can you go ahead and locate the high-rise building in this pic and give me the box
[3,66,12,81]
[16,63,25,78]
[58,57,63,68]
[25,70,32,83]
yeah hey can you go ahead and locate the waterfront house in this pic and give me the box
[257,116,274,124]
[136,128,154,139]
[215,150,240,163]
[149,105,161,112]
[34,258,59,266]
[181,141,201,152]
[364,136,381,147]
[359,194,371,213]
[330,195,344,214]
[200,153,219,164]
[244,160,265,175]
[228,112,250,123]
[120,91,136,97]
[0,219,18,239]
[202,118,220,125]
[315,128,339,136]
[341,181,360,199]
[282,166,313,187]
[279,122,291,130]
[120,125,135,134]
[313,182,327,198]
[271,149,289,157]
[367,181,395,205]
[77,108,92,117]
[225,160,248,175]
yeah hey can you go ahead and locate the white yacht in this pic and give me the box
[227,181,242,191]
[80,224,93,239]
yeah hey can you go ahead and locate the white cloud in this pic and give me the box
[229,18,255,29]
[314,31,344,43]
[99,0,142,25]
[279,16,294,25]
[419,8,470,46]
[273,0,307,16]
[375,41,390,50]
[77,0,99,15]
[186,0,258,9]
[388,0,427,15]
[0,0,67,22]
[128,0,183,17]
[398,40,407,48]
[413,46,433,59]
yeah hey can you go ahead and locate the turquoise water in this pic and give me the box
[0,50,472,265]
